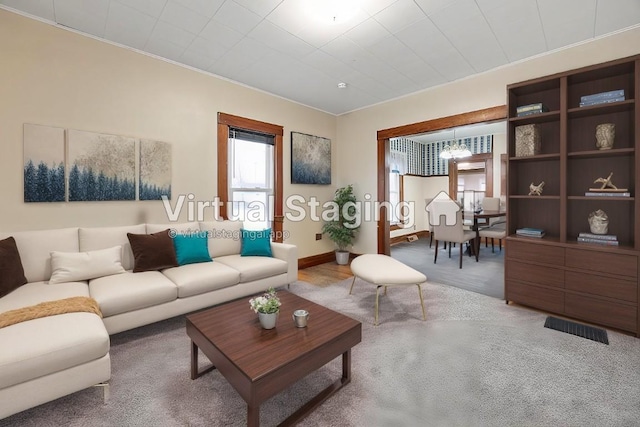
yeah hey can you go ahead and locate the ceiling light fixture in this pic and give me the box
[440,130,471,160]
[305,0,363,24]
[337,82,347,89]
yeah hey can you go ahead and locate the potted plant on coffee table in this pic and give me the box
[322,184,360,265]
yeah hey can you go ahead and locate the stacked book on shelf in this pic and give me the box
[577,232,619,246]
[579,89,625,107]
[585,190,631,197]
[516,103,548,117]
[516,228,545,238]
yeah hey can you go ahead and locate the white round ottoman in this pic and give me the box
[349,254,427,325]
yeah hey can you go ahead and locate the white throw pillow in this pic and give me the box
[49,245,126,284]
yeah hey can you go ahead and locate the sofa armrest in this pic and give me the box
[271,242,298,285]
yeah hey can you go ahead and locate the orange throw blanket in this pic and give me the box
[0,296,102,329]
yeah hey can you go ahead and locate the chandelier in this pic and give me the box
[439,132,471,159]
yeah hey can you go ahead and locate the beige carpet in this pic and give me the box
[3,280,640,426]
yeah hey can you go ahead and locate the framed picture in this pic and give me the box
[139,139,171,200]
[67,129,136,201]
[23,124,65,202]
[291,131,331,185]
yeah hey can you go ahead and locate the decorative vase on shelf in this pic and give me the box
[258,312,278,329]
[588,209,609,234]
[595,123,615,150]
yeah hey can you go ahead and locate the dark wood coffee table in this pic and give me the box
[186,290,362,426]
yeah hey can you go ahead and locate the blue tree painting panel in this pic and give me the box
[68,129,135,201]
[291,132,331,185]
[139,139,171,200]
[23,124,65,202]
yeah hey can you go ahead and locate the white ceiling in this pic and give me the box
[2,0,640,115]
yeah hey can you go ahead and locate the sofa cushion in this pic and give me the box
[79,224,146,271]
[162,262,240,298]
[0,228,79,283]
[172,234,212,266]
[49,246,125,284]
[127,230,178,272]
[89,271,177,317]
[0,312,109,389]
[0,237,28,298]
[240,229,273,257]
[215,255,288,283]
[146,222,199,234]
[199,220,242,258]
[0,281,89,314]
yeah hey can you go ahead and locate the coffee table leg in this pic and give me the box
[190,340,198,380]
[247,404,259,427]
[190,340,218,380]
[342,349,351,383]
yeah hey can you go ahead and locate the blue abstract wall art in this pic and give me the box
[291,131,331,185]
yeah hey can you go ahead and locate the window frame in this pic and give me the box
[389,173,405,229]
[217,113,284,242]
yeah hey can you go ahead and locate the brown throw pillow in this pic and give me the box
[127,230,178,273]
[0,237,28,298]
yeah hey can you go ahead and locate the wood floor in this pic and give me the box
[297,262,353,286]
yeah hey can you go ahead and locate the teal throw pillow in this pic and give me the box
[240,229,273,257]
[172,234,212,266]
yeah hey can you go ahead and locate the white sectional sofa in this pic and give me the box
[0,220,298,419]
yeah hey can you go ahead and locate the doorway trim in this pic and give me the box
[376,105,507,255]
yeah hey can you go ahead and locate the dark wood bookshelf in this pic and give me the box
[505,54,640,337]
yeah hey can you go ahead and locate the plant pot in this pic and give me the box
[335,250,350,265]
[258,312,278,329]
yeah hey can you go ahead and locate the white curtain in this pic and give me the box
[389,150,408,175]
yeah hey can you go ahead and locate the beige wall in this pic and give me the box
[338,27,640,254]
[0,10,341,258]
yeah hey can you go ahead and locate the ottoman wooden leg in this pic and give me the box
[417,284,426,320]
[349,276,357,294]
[375,285,383,326]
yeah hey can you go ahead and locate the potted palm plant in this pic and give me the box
[322,184,360,265]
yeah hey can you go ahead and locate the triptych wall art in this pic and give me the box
[290,131,331,185]
[23,123,171,203]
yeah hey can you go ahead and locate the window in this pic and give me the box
[217,113,284,240]
[389,171,401,225]
[228,129,274,229]
[389,150,407,227]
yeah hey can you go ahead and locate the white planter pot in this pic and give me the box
[335,250,350,265]
[258,312,278,329]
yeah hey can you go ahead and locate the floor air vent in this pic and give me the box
[544,316,609,344]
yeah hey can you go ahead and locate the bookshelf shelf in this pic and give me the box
[508,111,560,124]
[567,99,634,118]
[509,153,561,161]
[506,54,640,337]
[568,196,634,201]
[509,195,560,199]
[568,148,634,158]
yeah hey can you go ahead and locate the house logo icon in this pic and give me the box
[425,191,461,226]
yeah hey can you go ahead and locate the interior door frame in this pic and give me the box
[376,106,507,255]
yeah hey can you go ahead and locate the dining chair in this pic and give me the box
[479,197,506,252]
[479,224,506,252]
[432,202,477,269]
